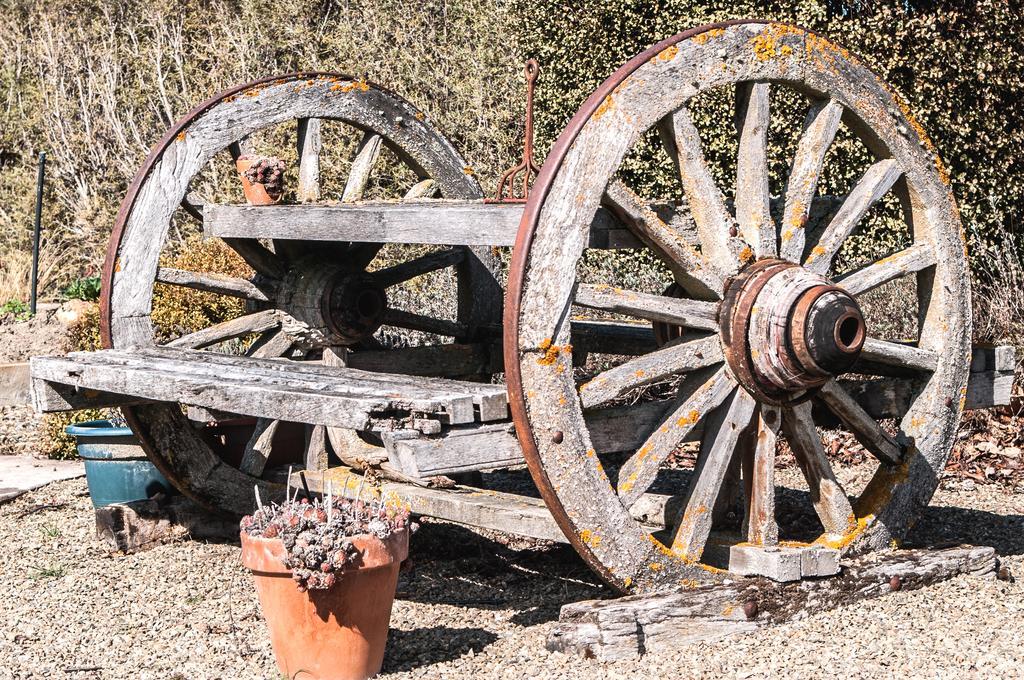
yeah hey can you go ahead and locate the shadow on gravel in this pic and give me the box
[398,520,606,625]
[381,626,498,672]
[907,505,1024,556]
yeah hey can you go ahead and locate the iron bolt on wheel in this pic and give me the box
[505,21,969,592]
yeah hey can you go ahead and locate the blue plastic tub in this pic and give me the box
[66,420,175,508]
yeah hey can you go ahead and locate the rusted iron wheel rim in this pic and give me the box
[101,73,485,515]
[505,21,969,592]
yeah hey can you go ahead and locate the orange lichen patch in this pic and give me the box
[114,258,121,272]
[750,24,802,61]
[415,111,425,121]
[175,131,187,142]
[648,562,664,571]
[654,44,679,62]
[580,530,603,547]
[634,369,646,378]
[463,166,475,176]
[693,28,724,45]
[680,579,699,589]
[676,409,700,427]
[536,339,571,366]
[586,448,596,458]
[721,604,735,616]
[817,513,873,550]
[623,576,633,588]
[781,228,795,242]
[636,443,653,460]
[594,94,615,120]
[739,246,754,263]
[558,395,566,405]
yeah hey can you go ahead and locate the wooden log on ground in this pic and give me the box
[95,495,238,554]
[547,545,998,661]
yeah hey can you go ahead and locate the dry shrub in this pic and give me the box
[151,236,250,341]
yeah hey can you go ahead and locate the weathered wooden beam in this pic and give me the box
[297,466,566,543]
[547,546,998,661]
[95,495,238,554]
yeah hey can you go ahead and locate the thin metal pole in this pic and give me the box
[29,152,46,315]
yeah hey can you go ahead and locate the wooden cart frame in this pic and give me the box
[32,20,1013,593]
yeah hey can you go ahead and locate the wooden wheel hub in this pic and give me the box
[278,262,387,347]
[721,259,865,403]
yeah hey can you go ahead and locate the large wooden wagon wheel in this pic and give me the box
[100,73,500,514]
[505,21,970,592]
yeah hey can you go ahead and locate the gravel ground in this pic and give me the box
[0,466,1021,680]
[0,405,44,457]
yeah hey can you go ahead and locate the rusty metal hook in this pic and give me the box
[487,59,541,203]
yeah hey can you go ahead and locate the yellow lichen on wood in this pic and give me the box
[654,44,679,62]
[693,28,724,45]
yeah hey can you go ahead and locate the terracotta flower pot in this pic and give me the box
[236,157,283,205]
[241,528,409,680]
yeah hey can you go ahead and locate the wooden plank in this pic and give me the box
[305,424,329,472]
[573,284,718,330]
[30,349,495,426]
[383,423,521,478]
[804,159,902,274]
[205,201,651,249]
[578,334,723,409]
[548,546,998,661]
[95,496,239,554]
[569,320,659,356]
[734,82,775,258]
[780,99,844,262]
[298,467,567,542]
[346,343,496,378]
[670,389,756,560]
[156,267,273,302]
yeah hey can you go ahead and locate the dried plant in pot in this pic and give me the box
[236,155,286,205]
[240,480,412,680]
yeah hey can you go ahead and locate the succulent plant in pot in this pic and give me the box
[240,481,413,680]
[236,155,286,205]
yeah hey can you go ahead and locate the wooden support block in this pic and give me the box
[95,495,238,554]
[547,546,998,661]
[728,545,802,582]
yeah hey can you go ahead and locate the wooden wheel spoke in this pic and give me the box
[743,405,780,545]
[342,131,383,203]
[835,243,936,296]
[305,424,329,472]
[296,118,322,203]
[781,402,854,535]
[156,267,274,302]
[859,337,938,372]
[240,417,279,476]
[371,248,465,288]
[804,159,903,274]
[180,195,204,222]
[616,367,734,507]
[579,334,723,409]
[381,308,467,337]
[405,178,439,199]
[602,179,723,298]
[166,309,281,350]
[735,82,775,258]
[222,238,286,280]
[247,327,294,359]
[669,389,757,560]
[574,284,718,331]
[816,380,906,465]
[780,98,844,262]
[657,107,743,274]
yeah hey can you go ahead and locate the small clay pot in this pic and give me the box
[241,528,409,680]
[235,157,283,205]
